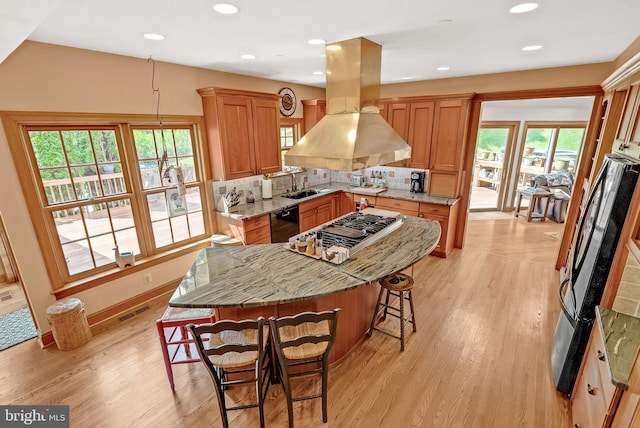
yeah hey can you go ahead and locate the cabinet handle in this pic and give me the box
[597,350,605,361]
[587,384,595,395]
[574,424,581,428]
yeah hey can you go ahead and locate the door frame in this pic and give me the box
[455,86,605,251]
[470,121,520,212]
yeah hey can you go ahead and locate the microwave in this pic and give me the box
[350,174,366,187]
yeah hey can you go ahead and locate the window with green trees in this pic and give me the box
[15,117,209,286]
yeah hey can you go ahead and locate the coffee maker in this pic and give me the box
[410,171,426,193]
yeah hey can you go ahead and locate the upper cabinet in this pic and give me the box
[302,99,326,133]
[198,87,282,180]
[382,95,471,196]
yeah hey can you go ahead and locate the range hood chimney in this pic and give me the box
[284,37,411,171]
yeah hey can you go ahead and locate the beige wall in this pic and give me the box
[0,41,324,340]
[381,62,612,98]
[0,40,620,342]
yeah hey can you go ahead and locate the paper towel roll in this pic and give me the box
[262,179,272,199]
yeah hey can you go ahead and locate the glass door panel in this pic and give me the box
[470,128,509,210]
[551,128,584,173]
[520,128,552,192]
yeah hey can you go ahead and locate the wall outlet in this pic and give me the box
[143,273,152,285]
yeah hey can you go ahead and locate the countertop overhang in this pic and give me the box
[169,216,440,308]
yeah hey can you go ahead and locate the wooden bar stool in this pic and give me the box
[155,307,216,391]
[188,318,271,428]
[368,273,416,351]
[269,309,340,428]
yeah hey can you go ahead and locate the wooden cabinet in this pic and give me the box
[216,213,271,245]
[375,197,419,217]
[572,324,621,428]
[340,192,354,216]
[407,101,435,170]
[430,99,468,172]
[299,195,333,232]
[198,87,281,180]
[380,96,471,197]
[302,99,326,133]
[418,201,459,257]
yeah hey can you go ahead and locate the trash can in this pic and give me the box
[46,298,92,351]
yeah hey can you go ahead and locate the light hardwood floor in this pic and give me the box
[0,215,571,427]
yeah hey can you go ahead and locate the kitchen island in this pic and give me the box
[169,216,440,360]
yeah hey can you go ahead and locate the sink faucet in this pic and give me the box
[291,173,297,192]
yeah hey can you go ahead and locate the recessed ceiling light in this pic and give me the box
[326,45,342,52]
[509,3,539,13]
[143,33,165,41]
[522,44,543,51]
[213,3,239,14]
[308,39,326,45]
[438,19,453,24]
[241,54,256,60]
[312,71,324,75]
[437,66,450,71]
[400,77,412,80]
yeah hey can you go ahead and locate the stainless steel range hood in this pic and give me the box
[284,37,411,171]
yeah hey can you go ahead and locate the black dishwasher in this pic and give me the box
[270,206,300,243]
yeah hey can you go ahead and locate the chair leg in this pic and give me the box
[399,290,405,352]
[214,380,230,428]
[382,288,390,321]
[368,285,385,337]
[322,361,329,423]
[256,361,265,428]
[408,290,417,332]
[156,320,175,391]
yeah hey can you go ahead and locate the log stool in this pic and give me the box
[210,234,242,247]
[46,298,92,351]
[368,273,416,351]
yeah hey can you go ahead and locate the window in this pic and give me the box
[7,113,210,289]
[279,120,303,173]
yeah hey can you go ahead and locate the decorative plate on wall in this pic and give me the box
[278,87,297,116]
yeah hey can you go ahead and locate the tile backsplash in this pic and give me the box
[613,253,640,317]
[211,166,427,206]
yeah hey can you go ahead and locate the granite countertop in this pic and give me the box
[216,182,460,220]
[169,216,440,308]
[596,306,640,390]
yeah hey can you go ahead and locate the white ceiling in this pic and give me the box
[2,0,640,87]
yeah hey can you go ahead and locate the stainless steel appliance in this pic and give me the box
[270,206,299,243]
[552,154,640,394]
[350,174,366,187]
[410,171,425,193]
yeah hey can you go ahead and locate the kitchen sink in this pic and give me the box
[282,189,321,199]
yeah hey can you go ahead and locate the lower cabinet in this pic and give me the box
[215,213,271,244]
[418,202,458,258]
[375,196,419,217]
[299,195,333,231]
[572,324,621,428]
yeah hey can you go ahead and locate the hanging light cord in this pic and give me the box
[148,56,168,177]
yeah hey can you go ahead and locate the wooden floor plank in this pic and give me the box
[0,215,571,427]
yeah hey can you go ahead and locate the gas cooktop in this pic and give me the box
[320,212,399,249]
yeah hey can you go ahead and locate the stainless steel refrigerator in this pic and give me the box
[552,153,640,395]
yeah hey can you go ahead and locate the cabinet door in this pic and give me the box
[316,203,333,226]
[408,101,435,169]
[302,100,326,133]
[217,96,256,179]
[299,209,316,233]
[387,103,410,141]
[253,99,282,175]
[340,192,354,216]
[418,213,447,257]
[571,333,609,428]
[430,99,467,172]
[617,84,640,143]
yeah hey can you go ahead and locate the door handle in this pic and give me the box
[558,276,577,328]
